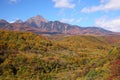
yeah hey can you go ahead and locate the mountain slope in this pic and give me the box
[57,35,111,53]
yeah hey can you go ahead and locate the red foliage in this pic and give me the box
[108,59,120,80]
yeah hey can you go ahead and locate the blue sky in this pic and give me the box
[0,0,120,32]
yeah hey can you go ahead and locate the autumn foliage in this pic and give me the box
[0,30,120,80]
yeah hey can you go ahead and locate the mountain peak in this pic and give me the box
[0,19,8,23]
[27,15,48,23]
[26,15,48,28]
[0,19,9,26]
[34,15,45,18]
[15,19,23,23]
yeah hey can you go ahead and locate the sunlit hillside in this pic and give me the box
[0,30,120,80]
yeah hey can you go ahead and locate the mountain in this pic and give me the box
[80,27,114,35]
[0,15,119,35]
[26,15,48,28]
[25,19,115,35]
[25,17,115,35]
[0,19,9,26]
[0,20,41,34]
[35,21,81,34]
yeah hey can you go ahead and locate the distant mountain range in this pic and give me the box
[0,15,119,35]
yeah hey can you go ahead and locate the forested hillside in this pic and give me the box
[0,30,120,80]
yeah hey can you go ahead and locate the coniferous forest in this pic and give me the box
[0,30,120,80]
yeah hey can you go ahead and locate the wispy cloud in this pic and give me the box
[60,18,82,24]
[81,0,120,13]
[9,0,20,4]
[95,16,120,32]
[9,18,20,23]
[60,18,75,23]
[52,0,75,9]
[76,18,82,23]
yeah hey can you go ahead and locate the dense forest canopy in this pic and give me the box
[0,30,120,80]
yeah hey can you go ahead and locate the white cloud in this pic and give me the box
[76,18,82,23]
[60,18,75,23]
[60,18,82,24]
[95,17,120,32]
[81,0,120,13]
[52,0,75,9]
